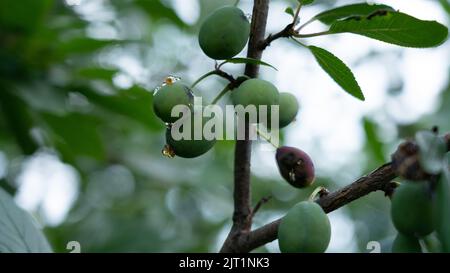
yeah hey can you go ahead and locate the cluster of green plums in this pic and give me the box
[153,78,301,159]
[152,6,301,159]
[153,79,216,159]
[153,5,325,253]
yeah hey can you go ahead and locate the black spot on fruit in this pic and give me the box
[153,82,194,124]
[198,6,250,60]
[276,146,315,188]
[391,182,434,237]
[278,201,331,253]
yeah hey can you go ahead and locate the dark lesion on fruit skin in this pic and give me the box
[276,148,314,188]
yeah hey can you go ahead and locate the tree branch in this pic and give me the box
[228,163,397,253]
[220,0,270,253]
[259,23,294,50]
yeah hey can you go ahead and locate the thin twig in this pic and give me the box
[249,195,273,220]
[292,3,302,26]
[294,30,332,38]
[190,69,238,89]
[211,86,231,105]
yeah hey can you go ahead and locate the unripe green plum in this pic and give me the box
[278,92,299,128]
[166,111,216,158]
[276,146,315,188]
[231,79,279,123]
[198,6,250,60]
[278,201,331,253]
[391,182,434,237]
[153,82,194,123]
[392,233,422,253]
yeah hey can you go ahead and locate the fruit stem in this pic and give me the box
[290,37,308,48]
[294,30,332,38]
[211,85,231,105]
[309,186,327,202]
[292,3,302,26]
[217,60,228,70]
[190,70,217,89]
[256,127,279,149]
[295,17,316,33]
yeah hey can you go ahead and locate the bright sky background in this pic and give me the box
[1,0,448,252]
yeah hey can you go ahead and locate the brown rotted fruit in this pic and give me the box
[276,146,315,188]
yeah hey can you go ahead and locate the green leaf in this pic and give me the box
[41,112,105,162]
[0,84,38,155]
[416,131,447,174]
[76,67,119,81]
[73,85,163,131]
[308,46,364,101]
[314,3,394,25]
[299,0,314,5]
[0,188,52,253]
[329,11,449,48]
[222,58,278,71]
[133,0,187,27]
[363,118,385,165]
[285,7,295,18]
[54,38,126,59]
[0,0,54,34]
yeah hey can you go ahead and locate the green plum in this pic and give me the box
[391,182,434,237]
[198,6,250,60]
[278,201,331,253]
[153,82,194,124]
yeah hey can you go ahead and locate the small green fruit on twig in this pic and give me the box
[198,6,250,60]
[278,201,331,253]
[153,81,194,124]
[278,92,299,128]
[391,182,434,237]
[165,111,216,159]
[231,78,279,123]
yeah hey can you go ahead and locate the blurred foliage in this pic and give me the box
[0,0,448,253]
